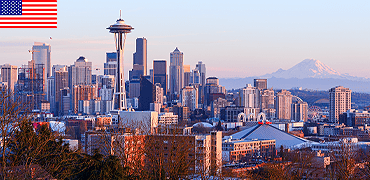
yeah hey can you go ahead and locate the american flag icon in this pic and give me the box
[0,0,57,28]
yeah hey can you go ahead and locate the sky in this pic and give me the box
[0,0,370,79]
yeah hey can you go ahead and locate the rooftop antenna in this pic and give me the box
[120,10,122,19]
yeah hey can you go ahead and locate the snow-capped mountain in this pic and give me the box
[262,59,348,79]
[219,59,370,92]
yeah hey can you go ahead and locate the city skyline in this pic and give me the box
[0,0,369,79]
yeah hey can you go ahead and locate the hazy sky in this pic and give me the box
[1,0,369,79]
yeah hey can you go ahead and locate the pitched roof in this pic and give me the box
[231,124,309,148]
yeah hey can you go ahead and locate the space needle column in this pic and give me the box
[107,15,133,111]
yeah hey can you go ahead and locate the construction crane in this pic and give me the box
[27,49,41,110]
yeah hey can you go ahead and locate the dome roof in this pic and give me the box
[76,56,87,62]
[192,122,214,128]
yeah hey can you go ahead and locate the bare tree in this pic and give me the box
[0,87,29,179]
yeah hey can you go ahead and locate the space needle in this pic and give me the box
[107,12,133,111]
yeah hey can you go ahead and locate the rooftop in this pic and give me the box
[231,124,310,148]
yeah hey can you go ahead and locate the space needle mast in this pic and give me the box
[107,11,134,111]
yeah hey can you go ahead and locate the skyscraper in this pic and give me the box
[291,99,308,122]
[68,56,92,88]
[0,64,17,92]
[275,89,292,120]
[153,60,167,95]
[32,42,51,78]
[72,85,97,114]
[195,61,206,86]
[169,47,184,98]
[16,60,45,110]
[104,52,117,76]
[133,37,147,75]
[129,38,147,80]
[47,76,54,112]
[254,79,267,90]
[54,66,68,116]
[138,76,154,111]
[240,84,259,109]
[181,86,198,111]
[329,86,351,123]
[204,77,226,107]
[183,65,191,87]
[68,56,93,114]
[260,88,275,119]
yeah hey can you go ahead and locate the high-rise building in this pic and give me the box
[275,89,292,120]
[260,88,274,110]
[72,85,97,114]
[149,69,153,83]
[254,79,267,90]
[47,76,54,112]
[206,77,219,85]
[138,76,154,111]
[16,60,45,110]
[54,66,68,116]
[260,88,275,119]
[291,99,308,122]
[0,64,17,92]
[329,86,351,123]
[133,38,147,75]
[195,61,206,86]
[153,60,167,95]
[52,64,66,76]
[190,69,200,85]
[104,52,117,76]
[61,88,71,115]
[129,79,140,98]
[32,42,51,78]
[68,56,92,88]
[240,84,260,109]
[100,75,115,90]
[129,38,147,81]
[154,83,164,105]
[183,65,191,87]
[181,86,198,111]
[204,77,226,107]
[169,47,184,98]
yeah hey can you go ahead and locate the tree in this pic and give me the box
[327,139,358,179]
[0,87,29,179]
[74,150,130,180]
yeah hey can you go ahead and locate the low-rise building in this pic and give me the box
[339,109,370,127]
[158,112,178,125]
[222,137,276,163]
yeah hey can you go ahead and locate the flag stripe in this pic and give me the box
[0,15,57,17]
[22,6,57,10]
[23,7,57,9]
[0,26,57,28]
[20,12,57,14]
[22,9,56,11]
[0,17,57,20]
[22,4,57,7]
[22,13,57,15]
[22,2,57,4]
[0,22,56,24]
[0,20,57,22]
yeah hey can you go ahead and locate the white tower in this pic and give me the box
[107,13,134,111]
